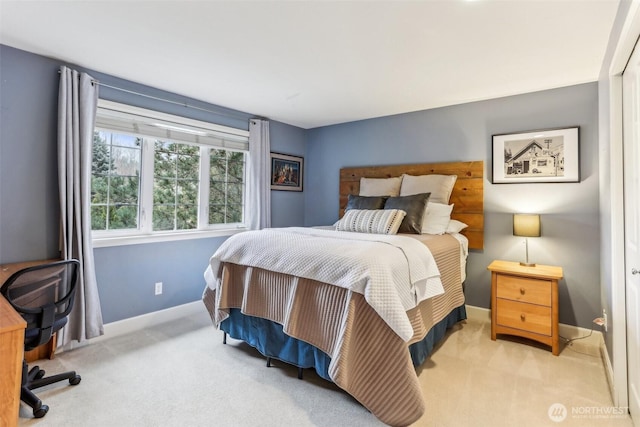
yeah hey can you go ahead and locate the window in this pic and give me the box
[91,131,142,231]
[92,100,249,245]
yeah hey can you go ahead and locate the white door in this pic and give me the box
[623,37,640,426]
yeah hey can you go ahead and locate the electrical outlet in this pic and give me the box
[155,282,163,295]
[594,309,608,332]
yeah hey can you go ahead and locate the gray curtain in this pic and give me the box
[57,66,104,345]
[247,119,271,229]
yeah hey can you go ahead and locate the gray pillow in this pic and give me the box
[384,193,431,234]
[345,194,388,211]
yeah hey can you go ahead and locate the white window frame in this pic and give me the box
[92,100,249,248]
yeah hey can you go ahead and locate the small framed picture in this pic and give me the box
[270,152,303,191]
[492,126,580,183]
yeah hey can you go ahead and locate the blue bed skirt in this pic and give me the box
[220,304,466,381]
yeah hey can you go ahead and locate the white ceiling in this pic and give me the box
[0,1,620,129]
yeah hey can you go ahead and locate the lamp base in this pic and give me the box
[519,262,537,267]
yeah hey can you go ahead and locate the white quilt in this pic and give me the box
[204,227,444,341]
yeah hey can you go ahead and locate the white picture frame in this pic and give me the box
[492,126,580,183]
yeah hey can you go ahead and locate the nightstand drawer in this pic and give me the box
[496,274,551,306]
[496,299,551,336]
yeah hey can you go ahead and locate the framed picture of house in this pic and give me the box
[492,126,580,183]
[270,152,303,191]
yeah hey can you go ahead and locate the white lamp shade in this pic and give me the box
[513,214,541,237]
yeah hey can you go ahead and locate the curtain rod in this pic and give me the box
[58,69,250,121]
[96,81,250,121]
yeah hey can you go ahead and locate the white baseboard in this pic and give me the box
[101,300,204,340]
[465,304,491,322]
[601,340,616,402]
[61,301,204,352]
[464,304,604,349]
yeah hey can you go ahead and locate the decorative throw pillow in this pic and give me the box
[336,209,406,235]
[400,174,457,204]
[359,176,402,197]
[422,203,454,234]
[384,193,431,234]
[446,219,468,234]
[345,194,388,211]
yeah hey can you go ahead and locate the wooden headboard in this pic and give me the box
[339,161,484,250]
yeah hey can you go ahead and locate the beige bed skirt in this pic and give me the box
[203,234,465,426]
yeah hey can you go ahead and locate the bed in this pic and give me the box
[202,161,484,426]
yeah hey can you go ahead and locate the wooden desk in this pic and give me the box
[1,258,62,284]
[1,260,59,362]
[0,294,26,427]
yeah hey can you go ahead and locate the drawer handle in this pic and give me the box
[520,288,525,295]
[520,314,526,321]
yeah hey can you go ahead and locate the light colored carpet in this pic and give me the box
[17,309,632,427]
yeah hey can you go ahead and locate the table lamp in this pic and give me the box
[513,214,540,267]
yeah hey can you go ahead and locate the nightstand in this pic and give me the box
[488,260,563,355]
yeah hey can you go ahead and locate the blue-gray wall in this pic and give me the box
[269,121,307,228]
[306,83,600,329]
[1,44,601,329]
[0,45,306,323]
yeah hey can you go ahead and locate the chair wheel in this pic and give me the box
[33,404,49,418]
[69,375,81,385]
[35,370,45,380]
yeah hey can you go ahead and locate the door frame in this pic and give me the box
[622,36,640,423]
[607,1,640,412]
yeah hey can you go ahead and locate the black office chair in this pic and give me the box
[0,259,82,418]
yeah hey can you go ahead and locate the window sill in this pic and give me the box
[92,228,246,248]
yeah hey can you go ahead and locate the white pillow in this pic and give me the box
[336,209,406,235]
[400,174,457,204]
[446,219,468,234]
[359,176,402,197]
[422,203,454,234]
